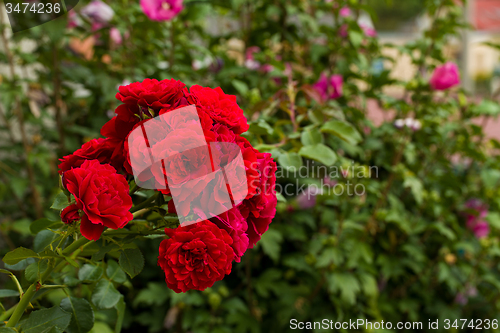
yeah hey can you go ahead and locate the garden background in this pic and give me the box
[1,0,500,332]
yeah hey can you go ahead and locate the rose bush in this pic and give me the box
[1,0,500,332]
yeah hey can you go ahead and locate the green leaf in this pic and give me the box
[300,127,323,145]
[0,328,17,332]
[473,99,500,116]
[277,152,303,171]
[34,230,61,253]
[232,79,249,96]
[0,289,19,298]
[60,297,95,333]
[25,260,49,282]
[119,249,144,279]
[30,218,62,235]
[106,260,127,284]
[22,306,71,333]
[349,30,364,48]
[114,297,125,333]
[91,280,121,309]
[299,144,337,166]
[91,243,120,261]
[328,273,360,305]
[258,229,283,263]
[248,120,274,135]
[78,264,104,282]
[50,192,71,211]
[321,120,362,145]
[2,247,39,265]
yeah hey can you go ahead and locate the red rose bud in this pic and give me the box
[61,204,81,224]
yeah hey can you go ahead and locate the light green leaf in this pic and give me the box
[3,247,39,265]
[119,249,145,279]
[60,297,95,333]
[22,306,71,333]
[78,264,104,282]
[349,30,364,48]
[106,260,127,284]
[300,127,323,145]
[232,79,249,96]
[321,120,362,145]
[277,152,303,171]
[91,279,121,309]
[0,289,19,298]
[114,297,125,333]
[299,144,337,166]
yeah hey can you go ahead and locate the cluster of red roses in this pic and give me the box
[57,79,277,292]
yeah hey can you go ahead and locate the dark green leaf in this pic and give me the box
[119,249,144,279]
[30,218,63,234]
[22,306,71,333]
[60,297,95,333]
[50,192,71,211]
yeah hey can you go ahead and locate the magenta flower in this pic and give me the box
[329,74,343,99]
[339,7,351,18]
[464,199,489,238]
[81,0,114,23]
[140,0,183,21]
[313,73,329,101]
[430,62,460,90]
[339,24,348,37]
[313,73,343,101]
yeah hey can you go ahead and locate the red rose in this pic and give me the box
[238,152,277,248]
[187,85,249,135]
[58,138,129,174]
[63,159,133,241]
[61,203,81,224]
[158,221,234,293]
[116,78,187,111]
[211,208,248,262]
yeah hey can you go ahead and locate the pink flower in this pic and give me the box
[296,185,322,209]
[313,73,343,102]
[329,74,343,99]
[339,24,348,37]
[430,62,460,90]
[361,24,377,37]
[67,11,83,28]
[140,0,183,22]
[339,7,351,18]
[81,0,114,23]
[109,27,128,45]
[464,199,489,238]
